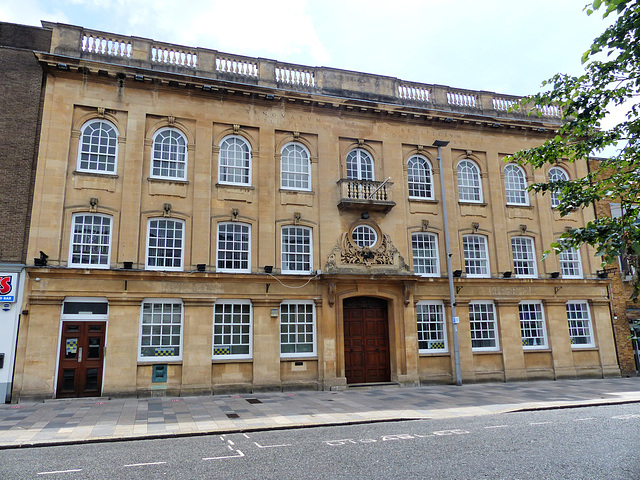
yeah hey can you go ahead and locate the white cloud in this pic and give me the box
[0,0,69,26]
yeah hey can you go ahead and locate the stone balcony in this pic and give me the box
[337,179,395,213]
[40,22,564,124]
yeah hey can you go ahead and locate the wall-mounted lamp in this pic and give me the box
[202,84,212,91]
[264,265,273,274]
[57,63,69,70]
[444,118,454,123]
[270,308,279,318]
[265,94,275,100]
[492,122,501,128]
[452,269,463,278]
[597,270,608,279]
[134,74,144,81]
[503,271,512,278]
[34,251,48,267]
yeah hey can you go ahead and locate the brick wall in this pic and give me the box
[0,23,51,264]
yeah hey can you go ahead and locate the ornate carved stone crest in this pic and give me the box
[325,232,410,274]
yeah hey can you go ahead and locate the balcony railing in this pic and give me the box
[43,22,563,122]
[337,179,395,213]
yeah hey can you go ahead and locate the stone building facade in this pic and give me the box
[0,22,51,402]
[12,22,621,400]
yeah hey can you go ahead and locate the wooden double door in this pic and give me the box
[343,297,391,384]
[57,322,105,398]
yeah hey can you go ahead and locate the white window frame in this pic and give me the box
[463,234,490,278]
[566,301,595,348]
[280,143,311,191]
[559,247,583,278]
[511,236,537,278]
[457,159,482,203]
[469,301,499,351]
[548,166,569,208]
[216,222,251,273]
[407,155,434,200]
[280,300,316,358]
[151,127,188,181]
[346,148,374,181]
[213,300,252,359]
[412,232,440,277]
[416,300,448,353]
[138,298,183,361]
[77,119,118,174]
[352,224,378,248]
[281,226,313,274]
[218,135,251,186]
[68,213,112,269]
[519,301,547,349]
[145,218,185,272]
[504,164,529,205]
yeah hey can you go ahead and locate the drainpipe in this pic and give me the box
[433,140,462,386]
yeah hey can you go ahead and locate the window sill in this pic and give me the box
[280,356,318,361]
[211,357,253,363]
[472,349,501,354]
[418,351,449,356]
[216,183,255,191]
[138,359,182,365]
[148,177,189,185]
[571,346,598,351]
[458,201,487,207]
[408,197,438,204]
[523,347,551,353]
[74,170,118,178]
[506,204,534,209]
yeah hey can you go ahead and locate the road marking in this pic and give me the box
[123,462,167,467]
[203,450,245,461]
[37,469,82,475]
[227,440,235,446]
[254,441,292,448]
[432,429,469,435]
[574,417,594,422]
[243,433,250,438]
[612,414,640,419]
[529,422,552,425]
[485,425,509,429]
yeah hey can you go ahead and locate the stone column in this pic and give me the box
[546,300,577,379]
[496,300,527,381]
[452,301,476,382]
[103,297,144,397]
[181,298,215,395]
[592,299,621,378]
[252,298,283,391]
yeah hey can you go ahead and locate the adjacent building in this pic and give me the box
[11,22,621,400]
[0,22,51,402]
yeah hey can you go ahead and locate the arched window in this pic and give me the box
[549,167,569,208]
[281,143,311,190]
[219,136,251,186]
[346,148,374,181]
[504,164,528,205]
[456,159,482,202]
[77,119,118,174]
[407,155,433,199]
[151,128,187,180]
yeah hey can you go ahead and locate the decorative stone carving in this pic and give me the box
[325,232,410,274]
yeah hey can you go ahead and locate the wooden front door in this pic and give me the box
[57,322,105,398]
[343,297,390,384]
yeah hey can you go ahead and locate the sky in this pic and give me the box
[1,0,612,98]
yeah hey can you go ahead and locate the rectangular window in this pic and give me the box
[280,301,316,357]
[417,301,447,353]
[69,213,112,268]
[146,218,184,271]
[217,223,251,272]
[559,248,582,278]
[281,226,312,274]
[519,301,547,348]
[567,301,594,347]
[511,237,537,278]
[139,300,183,360]
[469,301,499,351]
[463,235,490,278]
[412,233,440,277]
[213,301,252,359]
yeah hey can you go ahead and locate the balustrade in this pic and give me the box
[215,55,258,77]
[81,32,131,58]
[275,65,315,87]
[151,44,197,68]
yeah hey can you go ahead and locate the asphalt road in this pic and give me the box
[1,403,639,479]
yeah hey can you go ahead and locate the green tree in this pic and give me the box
[510,0,640,296]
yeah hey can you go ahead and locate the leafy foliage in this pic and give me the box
[509,0,640,297]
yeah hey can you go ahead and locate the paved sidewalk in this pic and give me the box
[1,377,640,449]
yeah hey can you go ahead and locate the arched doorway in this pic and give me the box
[343,297,390,384]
